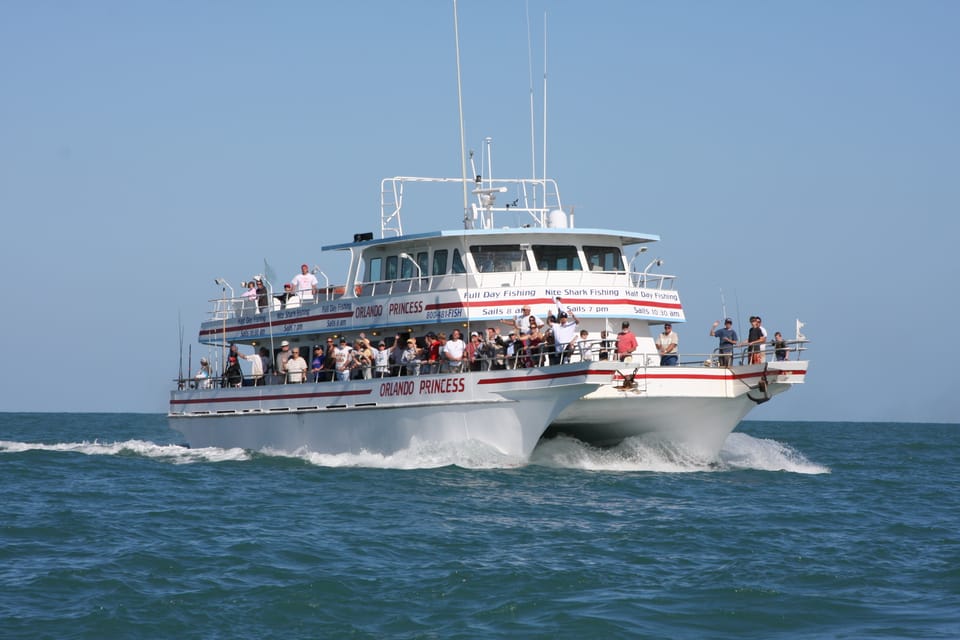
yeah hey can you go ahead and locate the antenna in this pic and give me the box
[542,11,548,191]
[453,0,470,229]
[525,1,537,208]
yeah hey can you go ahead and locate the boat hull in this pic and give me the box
[547,360,809,458]
[169,364,603,459]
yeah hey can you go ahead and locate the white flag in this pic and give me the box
[796,319,806,341]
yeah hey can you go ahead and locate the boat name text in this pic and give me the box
[379,377,466,397]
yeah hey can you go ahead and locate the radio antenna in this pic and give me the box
[525,1,538,208]
[453,0,470,228]
[542,11,548,191]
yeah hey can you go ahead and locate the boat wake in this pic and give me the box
[0,439,250,464]
[532,432,830,474]
[0,438,522,469]
[261,438,526,470]
[0,432,828,473]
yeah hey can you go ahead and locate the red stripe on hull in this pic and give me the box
[170,388,372,407]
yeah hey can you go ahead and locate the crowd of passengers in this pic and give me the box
[193,299,642,387]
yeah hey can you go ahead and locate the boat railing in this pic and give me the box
[381,176,564,237]
[175,339,809,390]
[477,269,677,290]
[208,286,355,320]
[359,269,678,295]
[562,338,809,367]
[628,271,677,290]
[208,267,678,316]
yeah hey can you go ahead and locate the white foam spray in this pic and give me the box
[0,432,828,473]
[0,439,249,464]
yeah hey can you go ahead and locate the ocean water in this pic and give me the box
[1,414,958,639]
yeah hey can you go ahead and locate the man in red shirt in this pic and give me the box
[616,321,638,362]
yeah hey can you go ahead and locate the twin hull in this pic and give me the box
[550,359,809,458]
[169,363,605,459]
[169,360,807,460]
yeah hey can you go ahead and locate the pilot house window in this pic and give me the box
[432,250,448,276]
[470,245,529,273]
[583,246,623,272]
[533,245,582,271]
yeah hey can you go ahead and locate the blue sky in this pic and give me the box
[1,1,957,422]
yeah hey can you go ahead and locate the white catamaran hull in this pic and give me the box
[548,360,809,458]
[169,364,604,459]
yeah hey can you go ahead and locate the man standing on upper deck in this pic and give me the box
[291,264,318,303]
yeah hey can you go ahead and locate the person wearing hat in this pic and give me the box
[223,355,244,388]
[466,331,483,371]
[616,321,638,362]
[656,322,679,366]
[310,345,326,383]
[291,263,318,303]
[275,282,295,310]
[275,340,292,375]
[333,337,354,382]
[551,306,580,364]
[503,303,543,334]
[374,341,391,377]
[194,357,213,389]
[710,318,739,367]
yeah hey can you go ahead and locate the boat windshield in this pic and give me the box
[584,245,624,272]
[533,245,582,271]
[471,245,530,273]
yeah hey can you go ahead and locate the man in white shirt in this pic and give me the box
[442,329,467,373]
[656,323,679,366]
[333,338,354,382]
[551,299,580,364]
[291,263,318,303]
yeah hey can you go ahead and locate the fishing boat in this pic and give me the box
[172,142,807,460]
[170,6,807,460]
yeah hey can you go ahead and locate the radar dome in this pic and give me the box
[547,209,568,228]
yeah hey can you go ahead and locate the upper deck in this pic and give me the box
[199,174,683,344]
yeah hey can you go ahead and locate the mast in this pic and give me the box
[453,0,470,229]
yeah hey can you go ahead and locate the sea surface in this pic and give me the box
[1,413,958,639]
